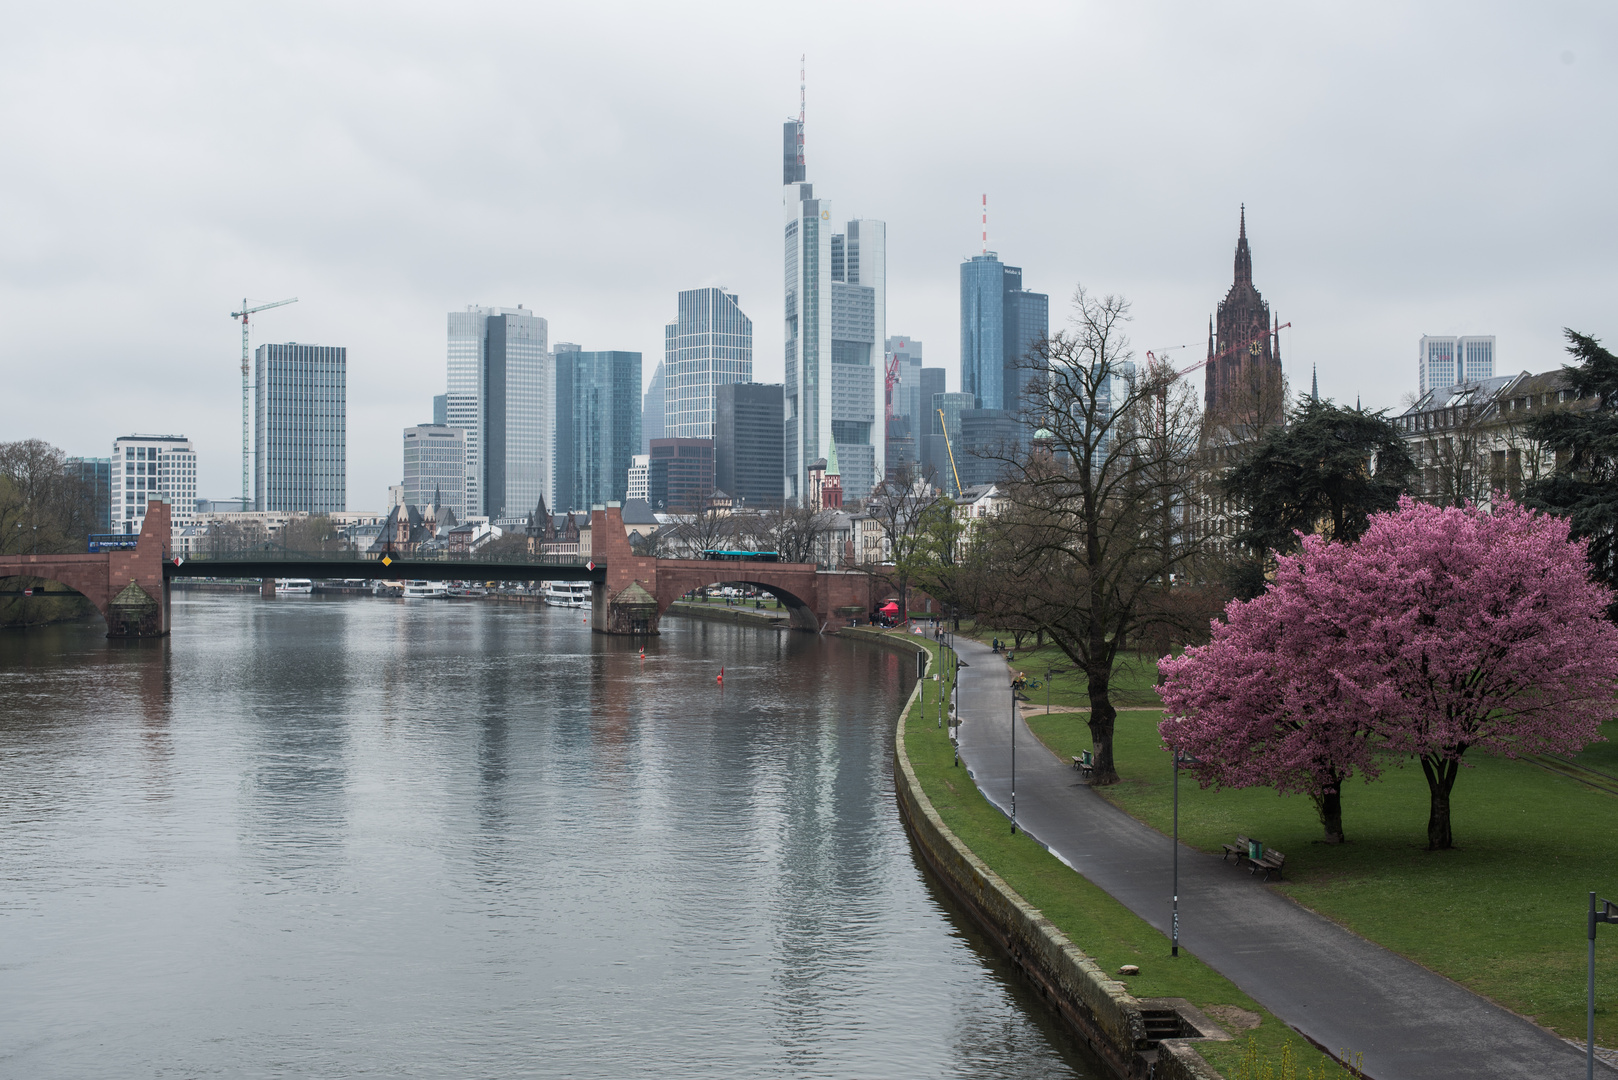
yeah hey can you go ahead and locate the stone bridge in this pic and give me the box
[0,501,173,637]
[0,501,880,638]
[586,506,877,634]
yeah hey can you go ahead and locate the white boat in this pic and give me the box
[276,578,314,593]
[544,581,591,608]
[401,580,449,599]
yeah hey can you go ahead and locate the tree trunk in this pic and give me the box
[1086,667,1120,786]
[1420,752,1463,850]
[1311,782,1345,844]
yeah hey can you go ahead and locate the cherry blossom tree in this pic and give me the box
[1161,497,1618,850]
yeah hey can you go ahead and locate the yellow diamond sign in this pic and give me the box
[381,556,392,567]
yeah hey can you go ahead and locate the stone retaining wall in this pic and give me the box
[841,627,1223,1080]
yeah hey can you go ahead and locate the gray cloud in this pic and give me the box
[1,1,1612,507]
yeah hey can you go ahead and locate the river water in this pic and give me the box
[0,592,1100,1078]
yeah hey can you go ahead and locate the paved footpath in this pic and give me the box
[946,634,1612,1080]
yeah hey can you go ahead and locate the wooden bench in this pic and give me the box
[1249,848,1286,881]
[1221,835,1251,864]
[1071,750,1094,778]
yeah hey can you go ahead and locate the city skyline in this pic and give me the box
[2,5,1612,507]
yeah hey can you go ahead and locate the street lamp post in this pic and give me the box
[1590,892,1617,1080]
[1010,676,1018,834]
[1171,746,1199,958]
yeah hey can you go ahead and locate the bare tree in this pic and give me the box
[0,440,99,555]
[279,514,340,553]
[982,287,1208,785]
[756,500,834,565]
[862,464,948,621]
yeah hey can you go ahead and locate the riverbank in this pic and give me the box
[842,627,1270,1079]
[667,599,790,629]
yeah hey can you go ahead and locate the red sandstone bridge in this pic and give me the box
[0,502,879,638]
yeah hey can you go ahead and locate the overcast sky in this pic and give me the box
[2,2,1613,509]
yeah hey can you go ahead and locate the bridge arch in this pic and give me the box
[663,573,821,631]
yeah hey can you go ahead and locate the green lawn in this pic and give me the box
[1026,708,1618,1048]
[950,627,1167,709]
[894,636,1341,1077]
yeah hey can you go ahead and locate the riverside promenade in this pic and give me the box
[949,634,1612,1080]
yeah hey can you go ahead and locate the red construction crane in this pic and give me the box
[884,341,906,441]
[1149,322,1290,379]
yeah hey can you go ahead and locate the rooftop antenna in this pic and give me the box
[797,55,806,174]
[982,194,989,255]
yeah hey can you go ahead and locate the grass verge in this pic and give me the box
[1025,707,1618,1048]
[893,633,1346,1077]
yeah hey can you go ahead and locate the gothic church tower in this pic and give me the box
[1205,206,1283,419]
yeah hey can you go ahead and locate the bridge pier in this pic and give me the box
[0,499,172,638]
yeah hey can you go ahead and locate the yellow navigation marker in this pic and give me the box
[381,556,392,567]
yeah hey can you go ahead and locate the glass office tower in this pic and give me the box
[642,360,667,453]
[254,343,346,513]
[66,457,112,534]
[553,349,642,512]
[782,116,885,504]
[112,435,196,533]
[446,305,548,520]
[665,288,753,441]
[960,253,1048,414]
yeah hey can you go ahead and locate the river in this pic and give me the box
[0,592,1100,1078]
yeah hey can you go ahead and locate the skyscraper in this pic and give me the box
[112,435,195,534]
[647,437,714,513]
[782,113,885,504]
[885,336,923,471]
[960,254,1048,414]
[1419,335,1495,393]
[254,343,346,513]
[642,360,667,453]
[665,288,753,440]
[445,305,548,520]
[715,382,784,510]
[553,349,641,512]
[402,424,466,520]
[66,457,112,534]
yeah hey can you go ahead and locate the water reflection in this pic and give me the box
[0,595,1100,1078]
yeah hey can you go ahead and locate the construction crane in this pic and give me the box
[229,297,298,510]
[1149,322,1291,381]
[884,342,906,444]
[937,407,963,497]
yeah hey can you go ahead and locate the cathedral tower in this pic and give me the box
[1205,206,1283,421]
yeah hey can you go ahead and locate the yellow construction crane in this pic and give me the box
[937,407,963,497]
[229,297,298,509]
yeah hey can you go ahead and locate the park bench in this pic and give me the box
[1221,835,1251,863]
[1071,749,1094,778]
[1249,848,1286,880]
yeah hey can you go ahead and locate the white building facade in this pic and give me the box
[1419,334,1495,394]
[112,434,196,535]
[402,424,467,520]
[782,116,885,505]
[626,453,649,503]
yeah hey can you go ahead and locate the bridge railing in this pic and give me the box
[179,546,592,568]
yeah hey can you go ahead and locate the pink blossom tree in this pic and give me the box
[1161,498,1618,850]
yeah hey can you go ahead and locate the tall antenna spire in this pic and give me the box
[981,194,988,255]
[797,55,806,175]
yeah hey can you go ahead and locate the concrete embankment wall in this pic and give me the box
[838,627,1220,1080]
[667,601,789,630]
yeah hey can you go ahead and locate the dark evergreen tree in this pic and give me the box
[1524,330,1618,608]
[1223,398,1415,560]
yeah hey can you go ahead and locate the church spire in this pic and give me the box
[1311,363,1319,402]
[1233,203,1253,288]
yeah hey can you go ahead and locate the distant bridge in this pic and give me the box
[0,502,878,638]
